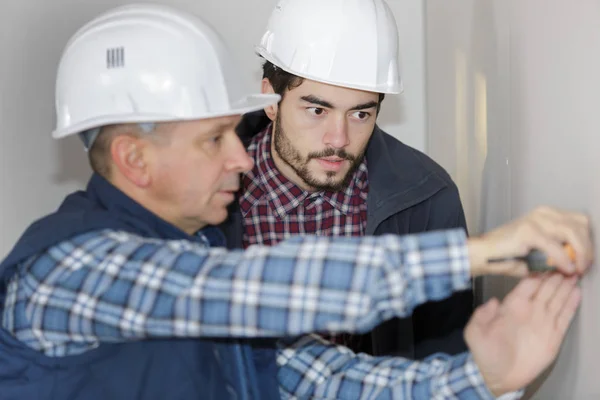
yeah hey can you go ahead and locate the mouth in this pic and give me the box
[315,157,347,172]
[217,188,238,201]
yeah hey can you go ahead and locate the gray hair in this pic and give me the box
[79,122,157,151]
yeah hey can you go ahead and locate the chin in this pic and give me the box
[318,167,350,179]
[205,209,229,226]
[309,175,349,192]
[316,170,346,182]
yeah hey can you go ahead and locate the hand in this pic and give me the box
[465,274,582,396]
[468,206,593,277]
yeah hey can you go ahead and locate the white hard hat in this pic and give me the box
[52,3,280,143]
[256,0,403,94]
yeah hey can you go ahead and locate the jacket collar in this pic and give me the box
[87,174,225,246]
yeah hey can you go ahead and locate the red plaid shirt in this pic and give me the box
[240,124,369,348]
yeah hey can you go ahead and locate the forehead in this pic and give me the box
[169,115,242,137]
[287,78,379,107]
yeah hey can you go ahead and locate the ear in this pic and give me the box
[110,134,151,187]
[261,78,279,122]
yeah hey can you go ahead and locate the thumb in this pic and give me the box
[472,298,500,326]
[465,298,500,344]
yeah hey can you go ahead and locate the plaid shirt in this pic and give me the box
[1,227,517,399]
[240,124,368,348]
[240,124,368,248]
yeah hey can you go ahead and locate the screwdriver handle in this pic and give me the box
[524,244,576,272]
[487,243,576,273]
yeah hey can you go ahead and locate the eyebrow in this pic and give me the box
[300,95,378,111]
[206,120,238,135]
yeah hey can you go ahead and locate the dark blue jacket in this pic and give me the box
[221,110,473,359]
[0,174,280,400]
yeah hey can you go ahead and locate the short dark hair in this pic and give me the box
[261,60,385,111]
[262,60,305,99]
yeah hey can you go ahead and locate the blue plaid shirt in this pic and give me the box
[2,228,520,399]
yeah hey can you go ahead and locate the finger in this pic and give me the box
[547,276,578,317]
[492,260,529,278]
[510,261,529,278]
[530,207,568,240]
[472,298,500,326]
[504,276,544,305]
[533,209,592,274]
[533,274,565,306]
[562,212,594,266]
[585,215,595,266]
[583,229,595,272]
[560,226,591,275]
[555,286,582,336]
[528,230,575,275]
[574,213,594,272]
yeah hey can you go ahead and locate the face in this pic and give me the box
[268,79,379,192]
[144,116,253,233]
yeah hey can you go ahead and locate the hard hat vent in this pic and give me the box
[106,47,125,69]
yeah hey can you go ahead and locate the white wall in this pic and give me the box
[425,0,511,237]
[0,0,427,258]
[425,0,600,397]
[378,0,427,153]
[509,1,600,398]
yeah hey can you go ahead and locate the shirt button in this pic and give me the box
[308,193,321,203]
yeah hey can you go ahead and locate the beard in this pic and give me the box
[272,112,365,192]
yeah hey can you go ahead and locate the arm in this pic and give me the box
[277,267,586,400]
[5,228,470,355]
[276,334,523,399]
[412,186,474,358]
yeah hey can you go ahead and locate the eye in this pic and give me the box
[307,107,326,116]
[351,111,371,120]
[207,133,224,146]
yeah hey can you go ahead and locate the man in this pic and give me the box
[0,4,592,400]
[222,0,473,359]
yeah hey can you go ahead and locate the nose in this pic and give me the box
[225,134,254,173]
[323,116,350,149]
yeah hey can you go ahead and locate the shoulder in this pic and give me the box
[373,127,457,189]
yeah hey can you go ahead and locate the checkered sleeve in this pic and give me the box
[276,334,523,399]
[3,228,471,356]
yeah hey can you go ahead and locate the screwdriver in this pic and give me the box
[488,244,576,273]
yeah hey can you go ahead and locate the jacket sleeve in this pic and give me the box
[3,228,472,357]
[276,333,524,400]
[411,184,474,359]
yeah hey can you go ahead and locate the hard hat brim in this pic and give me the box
[256,46,404,95]
[52,93,281,139]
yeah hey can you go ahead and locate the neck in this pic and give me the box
[109,175,205,236]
